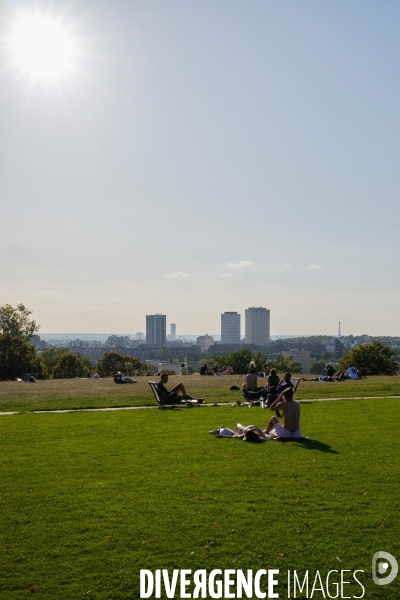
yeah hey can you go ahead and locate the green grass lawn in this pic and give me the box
[0,374,399,413]
[1,398,400,598]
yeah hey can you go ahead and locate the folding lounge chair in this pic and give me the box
[148,381,195,409]
[292,377,301,392]
[243,377,301,401]
[149,381,173,409]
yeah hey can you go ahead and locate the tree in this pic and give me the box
[251,351,267,371]
[96,352,147,377]
[266,355,302,373]
[339,341,398,376]
[0,333,48,381]
[76,353,93,373]
[40,347,70,375]
[0,303,39,341]
[41,348,93,377]
[310,360,327,375]
[211,349,253,374]
[53,353,86,379]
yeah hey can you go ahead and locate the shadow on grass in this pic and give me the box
[291,438,339,454]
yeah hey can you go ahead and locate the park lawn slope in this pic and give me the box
[0,375,399,413]
[1,398,400,599]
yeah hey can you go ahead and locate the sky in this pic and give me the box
[0,0,399,336]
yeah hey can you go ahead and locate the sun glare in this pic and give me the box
[8,12,76,81]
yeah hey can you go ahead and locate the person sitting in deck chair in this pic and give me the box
[157,374,205,405]
[275,372,294,394]
[265,388,301,438]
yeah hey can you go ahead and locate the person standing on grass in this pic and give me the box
[157,373,205,404]
[264,388,301,438]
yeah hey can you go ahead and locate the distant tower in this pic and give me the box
[170,323,176,341]
[245,307,270,345]
[338,322,341,337]
[146,314,167,346]
[221,312,240,344]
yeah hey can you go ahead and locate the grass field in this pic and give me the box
[0,374,399,413]
[1,396,400,599]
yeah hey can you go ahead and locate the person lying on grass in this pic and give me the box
[236,423,268,442]
[157,373,205,405]
[302,373,342,382]
[210,423,268,442]
[265,388,302,439]
[114,372,137,384]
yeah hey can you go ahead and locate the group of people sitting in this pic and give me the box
[211,387,302,441]
[302,363,366,382]
[241,367,294,405]
[200,363,233,376]
[85,372,100,379]
[232,367,302,439]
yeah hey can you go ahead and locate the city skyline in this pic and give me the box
[1,1,400,335]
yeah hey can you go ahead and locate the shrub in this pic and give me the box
[53,353,86,379]
[310,360,327,375]
[96,352,147,377]
[338,340,398,376]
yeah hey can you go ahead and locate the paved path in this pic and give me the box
[0,395,398,416]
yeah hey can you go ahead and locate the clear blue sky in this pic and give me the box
[1,0,399,335]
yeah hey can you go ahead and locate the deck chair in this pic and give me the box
[149,381,173,409]
[148,381,192,409]
[292,377,301,392]
[243,377,301,401]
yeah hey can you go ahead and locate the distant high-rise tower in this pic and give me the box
[146,314,167,346]
[245,307,270,345]
[338,322,341,337]
[221,312,240,344]
[170,323,176,341]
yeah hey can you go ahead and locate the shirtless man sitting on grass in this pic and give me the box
[157,374,205,405]
[265,388,301,438]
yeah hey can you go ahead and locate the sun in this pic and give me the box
[7,12,77,81]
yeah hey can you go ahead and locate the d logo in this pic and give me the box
[372,551,398,586]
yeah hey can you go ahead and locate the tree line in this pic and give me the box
[0,303,398,380]
[0,304,150,381]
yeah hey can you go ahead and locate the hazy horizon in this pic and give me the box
[1,1,399,335]
[37,332,376,341]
